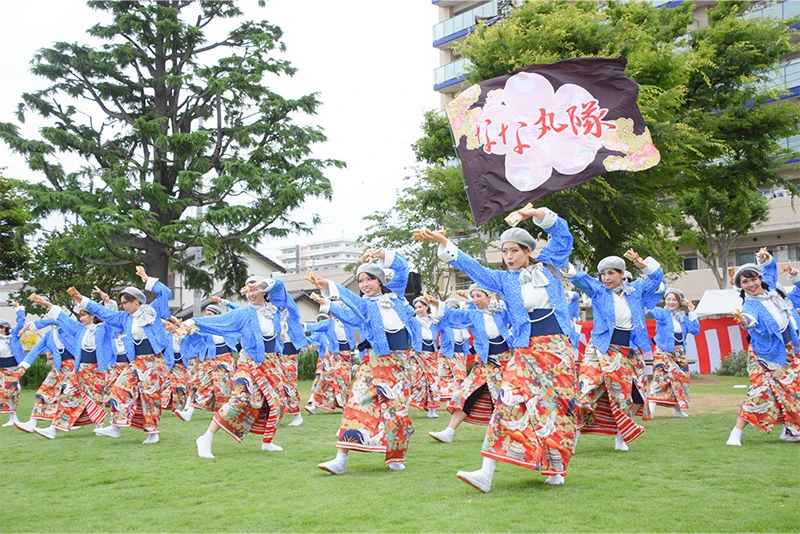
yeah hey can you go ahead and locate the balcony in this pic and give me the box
[433,1,496,48]
[434,57,472,92]
[743,0,800,23]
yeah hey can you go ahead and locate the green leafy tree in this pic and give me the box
[0,1,343,295]
[0,176,31,281]
[417,0,800,271]
[675,186,770,289]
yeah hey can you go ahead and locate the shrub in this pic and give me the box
[717,350,748,377]
[298,346,319,381]
[20,355,51,389]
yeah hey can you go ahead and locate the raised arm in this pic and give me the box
[562,266,605,299]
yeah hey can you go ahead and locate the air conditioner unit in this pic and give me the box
[774,189,788,198]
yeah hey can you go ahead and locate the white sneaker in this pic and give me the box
[318,458,345,475]
[429,429,454,443]
[304,405,317,415]
[95,425,122,439]
[34,426,58,440]
[261,442,283,452]
[615,431,629,451]
[142,433,159,444]
[387,463,405,470]
[545,474,565,485]
[196,434,214,459]
[288,414,303,427]
[726,428,742,446]
[672,406,689,418]
[13,420,37,433]
[457,468,493,493]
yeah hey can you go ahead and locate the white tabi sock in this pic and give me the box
[672,406,688,418]
[142,433,159,444]
[726,427,743,446]
[427,408,439,418]
[388,463,405,470]
[615,431,629,451]
[2,412,19,427]
[429,426,456,443]
[648,402,657,416]
[318,452,348,475]
[196,431,215,459]
[288,413,303,427]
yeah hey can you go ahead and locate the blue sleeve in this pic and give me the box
[150,280,173,320]
[448,246,505,295]
[385,251,410,296]
[85,300,128,329]
[12,308,26,337]
[789,286,800,310]
[438,307,475,330]
[305,321,330,333]
[32,318,57,331]
[570,272,604,299]
[225,300,239,310]
[634,267,664,296]
[684,315,700,336]
[54,311,84,339]
[648,306,669,323]
[760,258,777,290]
[192,307,250,338]
[330,284,369,324]
[535,215,574,271]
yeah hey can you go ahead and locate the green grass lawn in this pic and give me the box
[3,375,798,532]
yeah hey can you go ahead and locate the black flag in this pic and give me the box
[446,57,660,226]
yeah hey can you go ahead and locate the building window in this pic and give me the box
[736,251,756,265]
[683,257,698,271]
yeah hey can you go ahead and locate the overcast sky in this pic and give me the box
[0,1,442,261]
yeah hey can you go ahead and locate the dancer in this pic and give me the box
[410,296,441,418]
[416,204,578,490]
[162,320,203,420]
[563,250,663,451]
[726,255,800,445]
[647,288,699,418]
[24,294,119,438]
[176,303,237,422]
[309,247,420,474]
[68,266,172,444]
[278,309,308,427]
[305,310,355,414]
[427,284,513,444]
[437,299,469,404]
[14,298,79,434]
[1,302,27,427]
[185,275,305,458]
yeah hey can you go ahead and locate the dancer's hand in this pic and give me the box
[306,271,328,290]
[683,299,695,312]
[455,290,468,299]
[67,287,83,302]
[209,296,222,304]
[755,248,771,263]
[732,309,748,327]
[361,248,385,263]
[624,249,647,269]
[310,292,328,305]
[413,228,447,246]
[28,294,52,309]
[422,294,439,307]
[135,265,148,283]
[93,286,111,303]
[780,264,798,276]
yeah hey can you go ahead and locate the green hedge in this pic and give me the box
[716,350,748,377]
[298,347,319,381]
[20,355,51,389]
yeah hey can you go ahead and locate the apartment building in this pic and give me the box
[432,0,800,302]
[275,238,362,273]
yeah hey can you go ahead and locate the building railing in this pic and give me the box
[433,1,497,45]
[434,57,472,87]
[743,0,800,21]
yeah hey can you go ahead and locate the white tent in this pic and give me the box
[695,289,742,318]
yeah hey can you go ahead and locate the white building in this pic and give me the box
[275,238,362,273]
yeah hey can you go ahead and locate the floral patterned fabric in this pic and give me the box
[31,359,76,421]
[578,342,649,444]
[214,352,285,444]
[438,353,467,401]
[336,350,413,467]
[409,350,440,410]
[106,353,167,434]
[447,351,511,426]
[0,366,23,413]
[481,334,577,477]
[738,343,800,435]
[191,353,234,412]
[280,353,300,415]
[308,350,352,412]
[51,363,107,430]
[648,345,690,410]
